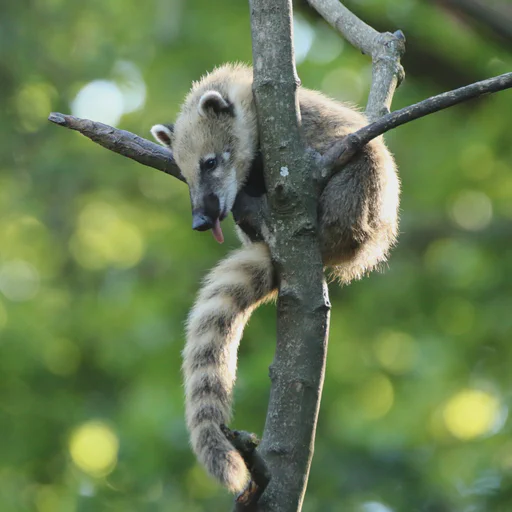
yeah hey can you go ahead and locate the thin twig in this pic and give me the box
[49,70,512,205]
[48,112,185,183]
[307,0,406,120]
[366,30,406,120]
[319,71,512,179]
[307,0,379,55]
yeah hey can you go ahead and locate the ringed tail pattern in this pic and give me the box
[182,242,276,492]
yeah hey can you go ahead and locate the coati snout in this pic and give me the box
[191,192,226,243]
[192,192,221,231]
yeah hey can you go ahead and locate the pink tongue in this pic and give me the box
[211,218,224,244]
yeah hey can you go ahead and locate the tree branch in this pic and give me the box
[47,9,511,509]
[307,0,379,55]
[307,0,406,120]
[248,1,330,511]
[318,71,512,182]
[48,69,512,260]
[48,112,185,183]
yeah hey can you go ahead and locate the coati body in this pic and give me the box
[151,64,400,493]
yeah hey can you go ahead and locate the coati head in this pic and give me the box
[151,66,257,243]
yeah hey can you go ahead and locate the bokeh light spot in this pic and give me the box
[358,373,394,420]
[450,190,493,231]
[308,21,344,64]
[71,80,124,126]
[112,60,147,114]
[69,421,119,477]
[361,502,394,512]
[443,389,503,440]
[293,14,315,65]
[70,202,145,270]
[373,330,417,374]
[0,260,40,301]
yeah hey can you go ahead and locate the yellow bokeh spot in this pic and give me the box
[70,202,144,270]
[443,389,501,441]
[373,330,416,374]
[69,421,119,477]
[357,373,394,420]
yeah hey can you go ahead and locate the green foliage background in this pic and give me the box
[1,0,511,510]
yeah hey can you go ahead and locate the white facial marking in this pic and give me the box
[222,152,231,163]
[280,166,289,177]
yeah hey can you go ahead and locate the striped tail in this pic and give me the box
[182,242,276,492]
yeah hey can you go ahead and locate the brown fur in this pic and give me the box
[151,64,400,492]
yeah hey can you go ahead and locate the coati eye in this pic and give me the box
[204,157,218,171]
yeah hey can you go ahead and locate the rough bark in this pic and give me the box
[247,1,330,510]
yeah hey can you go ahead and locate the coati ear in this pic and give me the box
[198,91,233,117]
[150,124,174,147]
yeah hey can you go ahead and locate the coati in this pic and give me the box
[151,64,400,493]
